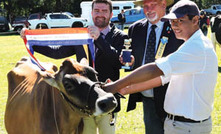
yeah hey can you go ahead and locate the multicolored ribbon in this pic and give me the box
[23,28,94,71]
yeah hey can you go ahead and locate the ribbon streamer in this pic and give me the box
[23,28,94,71]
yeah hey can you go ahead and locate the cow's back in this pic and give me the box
[5,58,83,134]
[211,15,221,45]
[215,15,221,44]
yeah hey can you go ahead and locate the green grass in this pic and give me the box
[0,29,221,133]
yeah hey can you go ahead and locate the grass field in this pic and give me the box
[0,29,220,133]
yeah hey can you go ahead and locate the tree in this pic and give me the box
[1,0,220,23]
[0,0,83,22]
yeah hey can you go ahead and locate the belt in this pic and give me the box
[167,114,210,123]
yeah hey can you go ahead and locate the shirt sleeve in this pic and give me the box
[156,42,205,77]
[160,75,171,86]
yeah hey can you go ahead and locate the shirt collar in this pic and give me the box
[148,21,164,30]
[185,29,202,44]
[100,25,111,36]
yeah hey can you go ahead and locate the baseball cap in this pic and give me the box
[161,0,200,21]
[133,0,174,7]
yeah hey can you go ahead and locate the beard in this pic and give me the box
[146,12,159,23]
[93,17,110,28]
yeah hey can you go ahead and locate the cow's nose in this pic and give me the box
[97,93,117,113]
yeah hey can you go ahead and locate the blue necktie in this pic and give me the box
[145,25,157,63]
[95,32,104,58]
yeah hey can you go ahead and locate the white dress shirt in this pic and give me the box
[156,29,218,121]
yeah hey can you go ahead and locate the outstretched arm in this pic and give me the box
[104,63,163,93]
[118,76,162,95]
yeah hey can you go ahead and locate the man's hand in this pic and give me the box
[103,82,118,94]
[88,26,100,40]
[20,28,28,39]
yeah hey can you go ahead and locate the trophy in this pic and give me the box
[121,39,132,70]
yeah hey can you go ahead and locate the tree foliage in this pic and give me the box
[0,0,83,22]
[0,0,220,23]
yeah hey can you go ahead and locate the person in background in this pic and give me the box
[105,0,218,134]
[199,10,209,36]
[120,0,183,133]
[118,9,126,30]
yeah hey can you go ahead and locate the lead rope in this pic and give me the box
[53,89,81,134]
[52,89,60,134]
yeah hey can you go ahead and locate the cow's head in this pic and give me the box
[40,58,117,116]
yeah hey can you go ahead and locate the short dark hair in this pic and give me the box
[92,0,113,13]
[187,15,195,20]
[187,15,199,26]
[187,15,197,20]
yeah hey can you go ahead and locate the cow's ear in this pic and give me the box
[38,71,61,89]
[83,67,98,82]
[80,58,89,66]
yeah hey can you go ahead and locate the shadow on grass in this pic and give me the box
[0,31,19,36]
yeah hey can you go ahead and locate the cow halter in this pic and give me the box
[60,82,103,116]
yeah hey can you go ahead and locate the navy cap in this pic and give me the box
[161,0,200,21]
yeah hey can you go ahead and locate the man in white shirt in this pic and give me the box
[104,0,218,134]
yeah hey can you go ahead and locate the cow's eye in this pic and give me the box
[63,81,72,90]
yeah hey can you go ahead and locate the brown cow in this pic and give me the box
[5,57,117,134]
